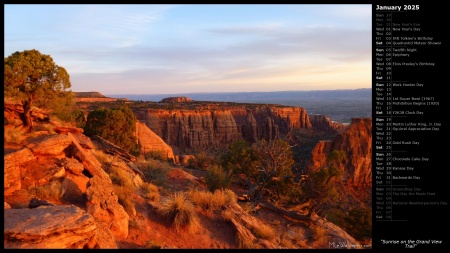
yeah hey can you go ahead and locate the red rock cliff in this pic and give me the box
[309,114,346,133]
[308,118,372,187]
[133,105,312,151]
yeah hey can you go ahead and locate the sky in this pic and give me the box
[4,4,371,95]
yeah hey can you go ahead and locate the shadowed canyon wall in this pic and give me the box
[133,106,312,152]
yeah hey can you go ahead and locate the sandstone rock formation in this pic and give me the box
[86,176,129,240]
[133,105,312,151]
[4,102,50,125]
[159,96,192,103]
[308,118,372,187]
[4,205,100,249]
[26,134,72,156]
[73,91,125,102]
[135,121,175,161]
[4,126,131,248]
[309,114,346,133]
[4,148,36,195]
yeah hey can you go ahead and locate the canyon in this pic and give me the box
[4,93,372,248]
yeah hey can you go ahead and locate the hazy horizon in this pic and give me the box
[5,4,371,95]
[102,87,371,96]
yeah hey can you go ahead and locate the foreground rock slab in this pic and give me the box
[4,205,98,249]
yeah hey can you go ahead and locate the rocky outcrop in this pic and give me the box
[4,205,100,249]
[67,133,111,181]
[4,148,36,195]
[86,176,129,240]
[159,96,192,103]
[26,134,72,156]
[133,105,312,151]
[308,118,372,187]
[75,97,119,102]
[4,102,50,125]
[4,127,131,247]
[54,126,84,135]
[135,121,175,161]
[73,91,124,103]
[309,114,346,133]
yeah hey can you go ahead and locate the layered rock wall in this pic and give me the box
[133,106,312,151]
[308,118,372,187]
[309,114,346,132]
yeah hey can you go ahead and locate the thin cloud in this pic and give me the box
[5,4,371,94]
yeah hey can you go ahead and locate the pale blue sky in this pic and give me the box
[4,4,371,95]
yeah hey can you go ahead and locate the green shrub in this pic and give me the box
[84,105,139,153]
[205,165,232,192]
[139,159,171,186]
[145,150,167,161]
[343,207,372,241]
[187,151,216,170]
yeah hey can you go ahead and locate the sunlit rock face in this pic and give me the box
[133,105,312,152]
[308,118,372,187]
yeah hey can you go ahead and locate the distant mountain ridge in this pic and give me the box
[107,88,372,123]
[106,88,371,102]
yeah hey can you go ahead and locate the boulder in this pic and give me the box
[26,134,72,156]
[58,157,85,175]
[71,132,94,149]
[20,157,66,189]
[4,147,35,195]
[4,205,99,249]
[62,173,90,203]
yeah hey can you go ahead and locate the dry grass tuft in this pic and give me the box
[159,192,198,232]
[312,225,327,245]
[221,209,235,221]
[189,188,237,211]
[251,223,276,240]
[284,226,308,248]
[113,185,136,216]
[280,236,295,248]
[141,182,160,202]
[236,233,261,249]
[108,165,136,190]
[91,149,114,164]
